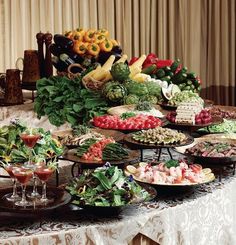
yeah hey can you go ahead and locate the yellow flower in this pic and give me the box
[3,155,11,163]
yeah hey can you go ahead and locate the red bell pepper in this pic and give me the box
[142,53,158,68]
[156,59,173,69]
[128,57,139,66]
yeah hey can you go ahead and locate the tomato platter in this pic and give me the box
[92,114,163,131]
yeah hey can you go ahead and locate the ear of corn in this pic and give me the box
[115,54,128,63]
[129,66,142,78]
[84,65,101,78]
[101,55,116,71]
[129,54,146,69]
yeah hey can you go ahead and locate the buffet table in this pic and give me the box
[0,103,236,245]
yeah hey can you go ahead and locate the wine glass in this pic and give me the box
[3,163,21,202]
[12,167,33,207]
[34,165,55,204]
[20,129,41,198]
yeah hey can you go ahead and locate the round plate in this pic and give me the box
[0,186,71,215]
[166,116,223,132]
[70,183,157,215]
[107,104,167,118]
[52,128,125,148]
[124,132,194,149]
[197,119,236,135]
[62,148,140,167]
[124,163,215,191]
[209,105,236,119]
[175,137,236,165]
[92,120,167,134]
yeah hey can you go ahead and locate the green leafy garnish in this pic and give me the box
[135,101,153,111]
[0,121,63,163]
[165,159,179,168]
[120,112,136,120]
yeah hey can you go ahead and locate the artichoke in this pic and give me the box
[110,63,130,82]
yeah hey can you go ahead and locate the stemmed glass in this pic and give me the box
[34,165,55,204]
[20,129,41,198]
[1,162,21,202]
[12,167,33,207]
[20,130,41,167]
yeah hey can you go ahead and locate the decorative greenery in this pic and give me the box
[34,75,108,126]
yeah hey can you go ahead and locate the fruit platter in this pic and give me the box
[175,136,236,165]
[124,127,194,149]
[125,160,215,187]
[66,164,156,213]
[92,113,163,132]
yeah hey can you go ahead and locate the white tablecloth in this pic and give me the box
[0,175,235,245]
[0,102,236,245]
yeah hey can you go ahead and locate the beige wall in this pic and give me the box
[0,0,235,104]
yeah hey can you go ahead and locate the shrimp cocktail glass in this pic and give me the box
[34,162,56,204]
[1,162,21,202]
[20,128,41,198]
[12,167,33,207]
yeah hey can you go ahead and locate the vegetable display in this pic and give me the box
[34,76,108,126]
[185,141,236,157]
[74,135,129,162]
[66,165,151,207]
[126,160,214,185]
[132,127,186,145]
[130,54,201,93]
[93,114,163,130]
[50,28,123,73]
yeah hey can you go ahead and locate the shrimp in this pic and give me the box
[174,166,183,183]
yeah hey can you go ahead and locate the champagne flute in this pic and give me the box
[12,167,33,207]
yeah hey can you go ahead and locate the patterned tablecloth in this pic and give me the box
[0,168,236,245]
[0,103,236,245]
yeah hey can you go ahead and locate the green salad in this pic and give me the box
[67,164,151,207]
[198,119,236,133]
[0,119,63,163]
